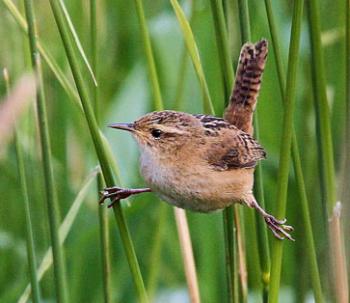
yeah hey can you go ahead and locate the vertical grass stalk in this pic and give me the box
[236,0,271,301]
[307,0,348,301]
[17,169,98,303]
[174,209,201,303]
[263,1,324,301]
[209,0,234,102]
[23,0,68,301]
[133,0,163,110]
[209,1,239,301]
[2,0,81,106]
[268,0,304,302]
[146,205,166,298]
[47,0,148,301]
[174,46,189,110]
[170,0,214,115]
[253,120,271,302]
[58,0,97,86]
[97,175,112,303]
[89,1,112,302]
[3,69,41,303]
[222,206,235,302]
[236,0,250,44]
[174,0,195,110]
[132,3,167,297]
[306,0,336,214]
[291,136,324,303]
[344,0,350,275]
[345,0,350,173]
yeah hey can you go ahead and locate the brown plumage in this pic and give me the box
[224,39,268,135]
[193,114,266,169]
[101,39,294,240]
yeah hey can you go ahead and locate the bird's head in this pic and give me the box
[109,110,203,154]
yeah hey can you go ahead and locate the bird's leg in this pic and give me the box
[244,194,294,241]
[99,186,152,208]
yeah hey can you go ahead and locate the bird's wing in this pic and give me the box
[206,128,266,170]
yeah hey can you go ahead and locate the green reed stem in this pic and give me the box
[47,1,148,301]
[263,1,324,301]
[209,1,237,301]
[236,0,270,301]
[343,0,350,280]
[58,0,97,86]
[146,205,167,299]
[345,0,350,183]
[237,0,250,45]
[268,0,303,302]
[306,1,348,302]
[174,46,189,109]
[97,175,112,303]
[90,0,97,113]
[174,0,195,110]
[17,169,98,303]
[3,69,41,303]
[291,134,324,302]
[89,1,112,302]
[306,0,336,216]
[171,0,214,115]
[2,0,80,106]
[253,122,270,302]
[343,0,350,219]
[222,206,235,302]
[23,0,68,302]
[133,0,163,110]
[3,0,122,183]
[209,0,234,102]
[263,0,285,98]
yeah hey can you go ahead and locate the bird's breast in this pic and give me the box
[139,149,254,212]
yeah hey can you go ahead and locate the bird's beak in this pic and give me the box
[108,122,135,132]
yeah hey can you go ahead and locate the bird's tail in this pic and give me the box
[224,39,268,135]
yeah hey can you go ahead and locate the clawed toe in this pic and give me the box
[246,196,295,241]
[282,224,294,232]
[265,214,286,225]
[275,217,287,225]
[265,215,295,241]
[99,187,124,206]
[104,186,122,192]
[99,187,151,208]
[98,191,109,204]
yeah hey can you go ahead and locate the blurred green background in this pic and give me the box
[0,0,348,302]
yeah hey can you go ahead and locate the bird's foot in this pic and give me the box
[99,186,151,208]
[264,214,294,241]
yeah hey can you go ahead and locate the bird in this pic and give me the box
[100,39,294,241]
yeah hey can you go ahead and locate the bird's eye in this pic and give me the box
[151,129,162,139]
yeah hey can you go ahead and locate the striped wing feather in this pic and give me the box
[224,39,268,135]
[207,131,266,170]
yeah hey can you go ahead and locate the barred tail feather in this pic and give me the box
[224,39,268,135]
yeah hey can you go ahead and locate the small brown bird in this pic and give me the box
[100,39,294,240]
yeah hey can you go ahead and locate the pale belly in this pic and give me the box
[140,153,254,212]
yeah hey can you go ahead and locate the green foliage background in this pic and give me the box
[0,0,348,302]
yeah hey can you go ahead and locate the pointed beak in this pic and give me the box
[108,122,135,132]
